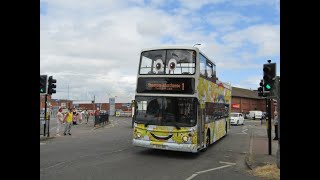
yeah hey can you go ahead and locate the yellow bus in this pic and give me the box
[132,46,232,153]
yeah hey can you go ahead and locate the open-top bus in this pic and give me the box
[132,46,232,153]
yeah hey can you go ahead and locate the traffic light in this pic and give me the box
[263,63,276,92]
[48,76,57,95]
[40,75,47,94]
[258,79,264,97]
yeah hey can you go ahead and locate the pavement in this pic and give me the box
[245,120,280,170]
[40,116,110,141]
[41,117,259,180]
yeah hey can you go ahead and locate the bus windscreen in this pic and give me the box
[135,96,197,127]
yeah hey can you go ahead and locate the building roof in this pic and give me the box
[232,87,263,99]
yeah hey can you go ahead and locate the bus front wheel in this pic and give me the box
[201,131,210,152]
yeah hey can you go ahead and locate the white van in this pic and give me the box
[249,110,263,120]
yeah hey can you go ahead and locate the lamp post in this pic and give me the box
[193,43,201,47]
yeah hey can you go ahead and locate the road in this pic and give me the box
[40,117,260,180]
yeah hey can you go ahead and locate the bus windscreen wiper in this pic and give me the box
[173,122,181,130]
[144,122,150,127]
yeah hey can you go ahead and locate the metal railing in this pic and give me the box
[94,114,109,127]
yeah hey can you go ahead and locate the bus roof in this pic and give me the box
[141,46,200,52]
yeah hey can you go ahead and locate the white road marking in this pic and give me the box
[242,129,248,134]
[185,164,234,180]
[236,128,248,135]
[185,174,198,180]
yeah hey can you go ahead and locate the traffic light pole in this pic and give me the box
[264,98,268,125]
[43,94,48,136]
[47,103,50,138]
[262,60,277,157]
[267,98,272,155]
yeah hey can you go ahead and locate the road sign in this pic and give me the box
[127,103,130,108]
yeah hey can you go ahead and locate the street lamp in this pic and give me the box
[193,43,201,47]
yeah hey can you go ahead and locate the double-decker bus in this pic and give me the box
[132,46,232,153]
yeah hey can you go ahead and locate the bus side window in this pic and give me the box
[200,54,206,77]
[206,62,213,79]
[212,64,216,83]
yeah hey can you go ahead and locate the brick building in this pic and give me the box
[76,103,131,112]
[40,95,73,110]
[231,87,276,116]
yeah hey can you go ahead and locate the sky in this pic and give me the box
[40,0,280,103]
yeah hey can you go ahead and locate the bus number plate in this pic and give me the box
[153,144,166,149]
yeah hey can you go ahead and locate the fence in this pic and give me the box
[115,111,131,117]
[94,114,109,127]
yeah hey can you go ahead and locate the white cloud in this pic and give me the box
[41,0,279,102]
[243,76,263,85]
[178,0,227,10]
[222,24,280,56]
[231,0,274,6]
[216,61,260,70]
[205,12,261,32]
[230,76,263,90]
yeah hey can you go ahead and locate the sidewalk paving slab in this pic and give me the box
[245,122,279,170]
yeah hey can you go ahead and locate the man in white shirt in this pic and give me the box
[56,107,64,136]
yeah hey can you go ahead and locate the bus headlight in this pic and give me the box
[182,136,188,142]
[137,132,141,138]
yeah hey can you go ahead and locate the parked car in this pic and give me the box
[230,112,245,125]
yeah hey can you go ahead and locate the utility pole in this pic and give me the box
[68,84,69,100]
[92,95,95,111]
[267,98,272,155]
[43,94,48,136]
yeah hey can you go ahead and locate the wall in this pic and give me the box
[231,96,275,117]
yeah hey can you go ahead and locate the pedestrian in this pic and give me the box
[273,111,279,140]
[84,108,89,124]
[78,111,83,124]
[56,107,64,136]
[72,109,77,125]
[63,108,73,135]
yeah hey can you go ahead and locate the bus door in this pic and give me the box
[197,103,205,148]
